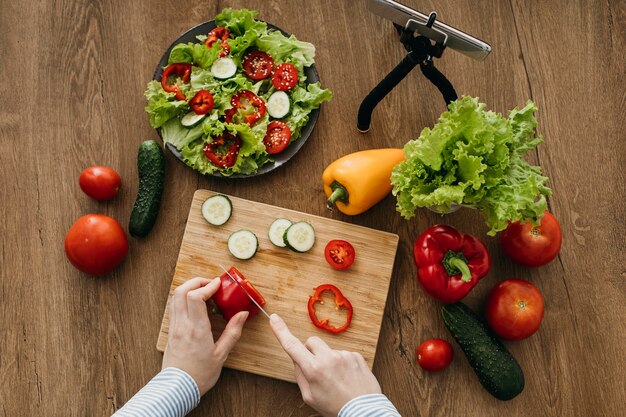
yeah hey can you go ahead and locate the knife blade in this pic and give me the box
[218,265,270,319]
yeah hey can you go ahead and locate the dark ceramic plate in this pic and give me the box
[153,20,321,178]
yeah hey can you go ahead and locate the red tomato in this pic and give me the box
[500,211,562,267]
[324,240,356,270]
[64,214,128,276]
[416,339,453,372]
[272,63,299,91]
[263,121,291,154]
[243,51,274,80]
[79,166,121,201]
[189,90,214,115]
[485,279,544,341]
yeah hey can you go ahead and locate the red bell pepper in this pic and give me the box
[414,224,491,303]
[224,90,266,125]
[205,26,231,57]
[161,63,192,101]
[203,133,242,168]
[308,284,353,334]
[212,267,266,321]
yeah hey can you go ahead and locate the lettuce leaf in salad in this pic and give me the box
[144,81,188,128]
[282,82,332,140]
[391,96,551,235]
[168,42,221,69]
[256,31,316,70]
[215,8,267,37]
[160,113,212,149]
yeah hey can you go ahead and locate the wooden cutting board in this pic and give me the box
[157,189,399,382]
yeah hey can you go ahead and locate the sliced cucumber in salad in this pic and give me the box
[211,57,237,79]
[268,218,292,247]
[181,111,206,127]
[267,91,291,118]
[201,195,232,226]
[228,230,258,260]
[284,221,316,253]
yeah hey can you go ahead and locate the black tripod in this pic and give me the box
[357,12,458,132]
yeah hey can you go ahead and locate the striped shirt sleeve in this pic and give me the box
[112,367,201,417]
[338,394,401,417]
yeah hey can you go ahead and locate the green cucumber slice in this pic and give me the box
[201,195,232,226]
[181,111,206,127]
[284,221,315,252]
[268,218,292,247]
[228,230,258,260]
[267,91,290,118]
[211,57,237,79]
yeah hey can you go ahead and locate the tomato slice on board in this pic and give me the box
[324,240,356,270]
[263,121,291,154]
[243,51,274,80]
[205,26,231,57]
[272,63,299,91]
[189,90,215,115]
[203,133,242,168]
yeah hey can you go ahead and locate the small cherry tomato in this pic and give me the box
[500,211,562,267]
[263,121,291,154]
[64,214,128,276]
[485,279,544,341]
[416,339,454,372]
[189,90,214,115]
[272,63,299,91]
[324,240,356,270]
[79,166,121,201]
[243,51,274,80]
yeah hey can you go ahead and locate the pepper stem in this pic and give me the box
[326,181,349,211]
[442,251,472,282]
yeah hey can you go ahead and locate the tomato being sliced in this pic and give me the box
[189,90,214,115]
[263,121,291,154]
[416,339,454,372]
[203,133,242,168]
[243,51,274,80]
[324,240,356,270]
[485,279,544,341]
[272,63,299,91]
[500,211,562,267]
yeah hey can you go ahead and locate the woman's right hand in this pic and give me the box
[269,314,382,417]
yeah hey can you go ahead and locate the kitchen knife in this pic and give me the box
[218,265,270,319]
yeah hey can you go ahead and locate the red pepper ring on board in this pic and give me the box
[212,267,266,321]
[205,26,231,57]
[308,284,353,335]
[161,63,192,101]
[413,224,491,304]
[224,90,267,125]
[203,133,242,169]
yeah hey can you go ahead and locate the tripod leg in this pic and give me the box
[356,52,420,132]
[420,62,458,105]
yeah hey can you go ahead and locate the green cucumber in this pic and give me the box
[442,303,525,401]
[201,194,232,226]
[129,140,165,237]
[283,221,315,252]
[227,230,258,260]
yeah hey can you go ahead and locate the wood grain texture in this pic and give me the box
[0,0,624,416]
[156,190,399,382]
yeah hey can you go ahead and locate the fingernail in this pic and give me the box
[270,313,280,323]
[240,311,250,322]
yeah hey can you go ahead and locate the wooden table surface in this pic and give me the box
[1,1,623,416]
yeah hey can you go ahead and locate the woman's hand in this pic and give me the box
[162,277,249,395]
[270,314,382,417]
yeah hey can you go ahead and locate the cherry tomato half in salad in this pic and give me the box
[324,240,356,270]
[79,166,121,201]
[485,279,544,341]
[205,26,230,57]
[272,63,299,91]
[203,133,242,169]
[500,211,562,267]
[416,339,454,372]
[189,90,215,115]
[243,51,274,80]
[263,121,291,155]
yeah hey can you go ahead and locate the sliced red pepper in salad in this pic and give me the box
[212,266,266,321]
[205,26,231,57]
[225,90,267,125]
[161,63,192,101]
[308,284,353,334]
[414,224,491,303]
[189,90,215,115]
[203,133,242,168]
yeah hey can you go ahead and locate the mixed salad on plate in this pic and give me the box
[145,8,332,176]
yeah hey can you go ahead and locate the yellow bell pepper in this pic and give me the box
[322,148,406,215]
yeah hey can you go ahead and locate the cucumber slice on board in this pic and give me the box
[181,111,206,127]
[228,230,258,260]
[201,195,232,226]
[267,91,290,118]
[211,57,237,79]
[268,218,292,247]
[283,221,315,252]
